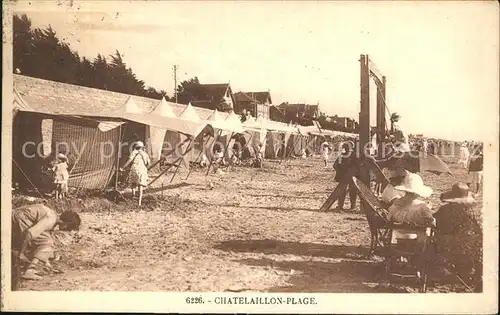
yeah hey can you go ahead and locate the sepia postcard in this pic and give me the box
[2,0,498,313]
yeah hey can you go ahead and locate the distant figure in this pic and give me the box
[305,148,312,157]
[427,141,435,155]
[458,142,470,168]
[320,139,331,168]
[212,142,225,173]
[422,139,428,153]
[468,144,483,194]
[240,109,248,122]
[52,153,69,200]
[254,143,264,168]
[121,141,151,206]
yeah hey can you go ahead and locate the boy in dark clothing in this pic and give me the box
[333,141,359,210]
[468,144,483,194]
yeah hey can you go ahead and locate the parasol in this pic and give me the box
[376,150,451,175]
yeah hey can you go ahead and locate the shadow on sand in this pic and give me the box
[214,239,411,293]
[214,239,367,259]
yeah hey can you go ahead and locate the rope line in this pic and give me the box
[12,158,46,200]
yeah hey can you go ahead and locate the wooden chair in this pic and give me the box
[351,176,391,258]
[351,176,436,293]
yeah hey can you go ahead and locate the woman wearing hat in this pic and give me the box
[380,167,408,207]
[121,141,151,206]
[433,182,481,291]
[53,153,69,200]
[388,172,435,226]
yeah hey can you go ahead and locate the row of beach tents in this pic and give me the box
[12,85,357,192]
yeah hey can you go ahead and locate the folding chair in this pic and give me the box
[384,222,436,293]
[351,176,391,258]
[352,176,436,292]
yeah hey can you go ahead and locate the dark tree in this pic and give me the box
[175,76,204,104]
[13,13,170,100]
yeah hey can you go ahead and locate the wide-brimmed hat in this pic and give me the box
[440,182,476,205]
[394,172,433,198]
[57,153,68,161]
[134,141,145,149]
[342,140,354,151]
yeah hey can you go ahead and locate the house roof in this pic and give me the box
[234,92,254,102]
[278,103,319,118]
[13,74,228,121]
[200,83,229,100]
[234,91,272,104]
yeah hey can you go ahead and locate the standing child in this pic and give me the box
[468,144,483,194]
[53,153,69,200]
[321,139,331,168]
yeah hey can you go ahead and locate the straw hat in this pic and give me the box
[440,182,476,205]
[394,172,433,198]
[134,141,145,149]
[57,153,68,161]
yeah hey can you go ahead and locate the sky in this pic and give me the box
[13,0,499,141]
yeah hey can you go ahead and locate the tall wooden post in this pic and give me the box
[359,54,370,185]
[376,75,386,156]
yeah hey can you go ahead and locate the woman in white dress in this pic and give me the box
[458,142,470,169]
[320,139,331,168]
[121,141,151,206]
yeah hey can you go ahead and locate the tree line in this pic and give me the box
[13,14,174,100]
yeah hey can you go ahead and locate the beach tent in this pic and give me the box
[241,116,268,158]
[149,97,177,163]
[208,110,244,159]
[12,104,124,191]
[77,101,213,187]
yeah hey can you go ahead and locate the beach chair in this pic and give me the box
[351,176,436,292]
[351,176,391,258]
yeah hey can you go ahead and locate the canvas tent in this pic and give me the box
[81,100,214,187]
[12,105,123,191]
[241,116,268,159]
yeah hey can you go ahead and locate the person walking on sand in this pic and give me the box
[320,138,331,168]
[12,203,81,281]
[458,142,470,169]
[121,141,151,206]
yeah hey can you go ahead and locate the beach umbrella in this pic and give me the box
[376,150,451,175]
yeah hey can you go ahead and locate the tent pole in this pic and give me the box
[185,131,212,180]
[170,137,194,183]
[147,136,192,186]
[12,158,46,200]
[114,123,122,191]
[219,131,233,170]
